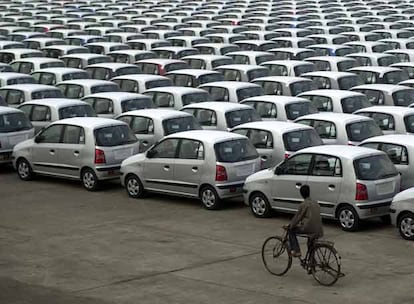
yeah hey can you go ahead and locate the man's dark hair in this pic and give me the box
[300,185,310,199]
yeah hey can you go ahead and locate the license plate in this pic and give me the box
[369,207,378,214]
[376,182,394,195]
[236,164,254,177]
[0,153,11,161]
[114,148,132,160]
[8,135,25,146]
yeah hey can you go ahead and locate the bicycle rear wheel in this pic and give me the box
[310,243,341,286]
[262,236,292,276]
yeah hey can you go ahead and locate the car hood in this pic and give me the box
[245,167,274,184]
[121,152,146,167]
[392,187,414,203]
[13,138,34,152]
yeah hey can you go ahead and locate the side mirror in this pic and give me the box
[34,135,43,143]
[146,149,156,159]
[275,166,283,175]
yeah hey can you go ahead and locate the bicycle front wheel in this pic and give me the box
[261,236,292,276]
[311,243,341,286]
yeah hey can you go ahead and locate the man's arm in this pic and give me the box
[289,203,307,228]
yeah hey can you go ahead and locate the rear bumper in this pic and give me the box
[0,150,13,164]
[355,200,392,219]
[95,165,122,180]
[215,182,245,199]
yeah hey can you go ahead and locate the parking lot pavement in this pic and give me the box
[1,168,414,304]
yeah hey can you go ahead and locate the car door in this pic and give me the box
[173,138,204,196]
[271,153,312,212]
[56,125,86,178]
[29,105,51,133]
[379,143,411,190]
[31,124,64,175]
[143,138,179,193]
[306,154,342,217]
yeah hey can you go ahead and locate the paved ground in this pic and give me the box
[1,167,414,304]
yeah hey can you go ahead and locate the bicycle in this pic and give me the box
[261,228,344,286]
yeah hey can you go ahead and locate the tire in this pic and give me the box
[250,192,272,218]
[338,206,360,232]
[398,213,414,241]
[16,158,34,181]
[200,186,221,210]
[262,236,292,276]
[311,243,341,286]
[125,174,144,198]
[381,215,391,225]
[81,168,99,191]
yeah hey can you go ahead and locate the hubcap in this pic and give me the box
[252,196,266,215]
[339,209,355,229]
[83,172,95,189]
[401,217,414,238]
[202,189,215,207]
[18,161,29,178]
[127,178,140,196]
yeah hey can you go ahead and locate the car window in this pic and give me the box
[214,138,258,162]
[225,109,261,128]
[193,109,217,126]
[311,154,342,176]
[172,74,193,87]
[232,55,249,64]
[94,98,113,114]
[18,105,32,117]
[3,89,24,105]
[0,112,32,132]
[59,105,94,119]
[337,60,356,71]
[121,98,153,112]
[285,102,318,120]
[311,76,331,89]
[207,86,228,101]
[294,64,314,76]
[130,116,154,134]
[62,125,85,144]
[368,113,395,131]
[355,89,385,105]
[31,105,51,121]
[378,56,397,66]
[265,64,288,76]
[392,89,414,107]
[149,138,179,158]
[380,143,409,165]
[65,58,82,68]
[162,116,200,135]
[313,120,337,139]
[346,120,382,142]
[404,114,414,133]
[38,124,64,143]
[356,71,378,84]
[341,96,370,114]
[221,69,242,81]
[182,92,210,106]
[116,79,138,92]
[306,95,333,112]
[236,87,264,101]
[354,154,398,180]
[312,60,331,71]
[290,81,314,96]
[186,58,205,69]
[283,129,323,151]
[243,101,277,119]
[88,67,111,80]
[259,81,283,95]
[152,92,174,107]
[247,129,273,149]
[279,153,313,175]
[177,139,204,159]
[212,58,233,68]
[338,76,361,90]
[38,73,56,85]
[94,124,137,147]
[63,85,84,98]
[91,84,119,94]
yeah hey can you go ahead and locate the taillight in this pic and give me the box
[355,183,368,201]
[284,152,290,159]
[157,64,165,75]
[94,148,106,164]
[215,165,227,181]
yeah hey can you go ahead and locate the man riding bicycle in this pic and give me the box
[285,185,324,257]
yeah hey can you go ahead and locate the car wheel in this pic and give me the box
[398,213,414,241]
[200,186,221,210]
[125,174,144,198]
[81,168,99,191]
[17,158,34,181]
[338,206,360,232]
[250,192,272,218]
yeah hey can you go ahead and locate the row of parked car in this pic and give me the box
[0,0,413,242]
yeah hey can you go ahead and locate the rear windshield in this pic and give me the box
[285,102,318,120]
[182,92,210,106]
[0,112,32,133]
[404,114,414,133]
[162,116,200,135]
[283,129,323,152]
[214,138,258,162]
[121,98,153,112]
[341,95,371,114]
[225,109,261,128]
[346,120,382,142]
[236,87,263,101]
[94,124,137,147]
[59,105,95,119]
[32,89,63,99]
[91,84,119,94]
[354,154,398,180]
[392,90,414,107]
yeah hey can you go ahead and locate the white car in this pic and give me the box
[390,188,414,240]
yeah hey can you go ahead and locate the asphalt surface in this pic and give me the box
[1,166,414,304]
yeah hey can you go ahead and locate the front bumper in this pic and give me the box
[215,182,245,199]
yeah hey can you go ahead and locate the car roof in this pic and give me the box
[12,57,63,64]
[181,54,230,60]
[32,67,86,74]
[51,117,125,129]
[20,98,87,108]
[297,112,370,123]
[298,145,383,159]
[349,66,401,73]
[136,58,184,64]
[306,56,355,63]
[355,106,414,116]
[0,72,33,80]
[0,106,23,114]
[144,86,206,94]
[351,84,412,93]
[252,76,311,84]
[362,135,414,147]
[242,95,310,104]
[165,130,246,143]
[299,89,364,98]
[261,60,313,67]
[165,69,219,76]
[83,92,148,101]
[85,62,137,69]
[215,64,267,71]
[199,81,260,89]
[0,48,43,54]
[301,71,356,78]
[57,79,116,86]
[182,101,252,111]
[232,121,312,133]
[0,84,59,91]
[120,108,192,119]
[111,74,168,81]
[61,53,109,59]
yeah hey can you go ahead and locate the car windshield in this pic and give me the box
[62,72,89,81]
[32,89,63,99]
[121,98,153,112]
[294,64,314,76]
[338,76,361,90]
[212,58,233,68]
[354,154,398,180]
[285,102,318,120]
[182,92,210,106]
[146,79,172,89]
[337,60,356,71]
[283,129,323,152]
[199,73,223,85]
[0,112,32,132]
[404,114,414,133]
[91,84,119,93]
[214,138,258,162]
[290,81,313,96]
[384,71,408,84]
[236,87,264,101]
[346,120,382,142]
[247,69,269,81]
[225,109,261,128]
[94,124,137,147]
[393,89,414,106]
[162,116,201,135]
[59,105,95,119]
[378,56,398,66]
[341,95,371,113]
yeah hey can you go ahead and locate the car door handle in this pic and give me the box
[74,150,80,156]
[261,156,267,160]
[295,183,302,188]
[49,149,55,155]
[143,141,148,146]
[192,166,198,172]
[328,184,335,190]
[164,165,170,171]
